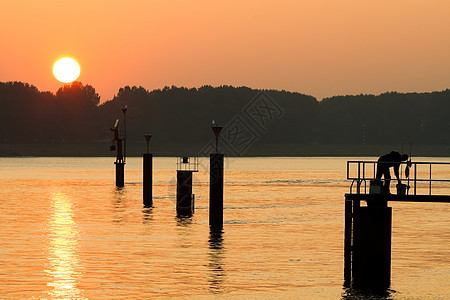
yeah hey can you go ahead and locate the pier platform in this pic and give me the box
[344,159,450,290]
[345,193,450,203]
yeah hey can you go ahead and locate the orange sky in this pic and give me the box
[1,0,449,102]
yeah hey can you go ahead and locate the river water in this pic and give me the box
[0,157,448,299]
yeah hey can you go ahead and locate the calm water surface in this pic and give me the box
[0,157,448,299]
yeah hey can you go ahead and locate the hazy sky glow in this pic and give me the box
[1,0,449,101]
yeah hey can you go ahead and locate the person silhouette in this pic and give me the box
[376,151,409,194]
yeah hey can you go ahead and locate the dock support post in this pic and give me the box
[177,170,194,217]
[209,153,224,230]
[352,206,392,290]
[115,162,124,188]
[143,153,153,207]
[344,199,353,287]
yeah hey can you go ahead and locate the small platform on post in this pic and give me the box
[176,156,198,217]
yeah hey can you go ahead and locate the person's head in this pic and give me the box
[401,154,409,161]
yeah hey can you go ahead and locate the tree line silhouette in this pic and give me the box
[0,81,449,155]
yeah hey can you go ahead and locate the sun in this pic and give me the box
[53,57,80,83]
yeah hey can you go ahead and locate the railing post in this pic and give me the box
[414,163,417,195]
[347,161,350,180]
[373,162,376,180]
[429,164,432,195]
[362,162,366,193]
[357,162,361,194]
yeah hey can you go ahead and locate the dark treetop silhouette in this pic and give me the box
[1,81,450,156]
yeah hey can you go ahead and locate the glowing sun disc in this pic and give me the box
[53,57,80,83]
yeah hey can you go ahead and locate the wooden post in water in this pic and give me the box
[176,157,197,217]
[115,162,124,188]
[210,153,224,229]
[177,170,194,216]
[210,122,224,230]
[110,117,125,188]
[143,134,153,207]
[143,155,153,206]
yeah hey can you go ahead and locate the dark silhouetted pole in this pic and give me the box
[122,105,127,163]
[176,157,198,217]
[116,162,124,187]
[177,170,194,216]
[143,134,153,207]
[344,198,352,287]
[210,122,224,230]
[110,118,125,188]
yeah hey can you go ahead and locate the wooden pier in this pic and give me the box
[344,160,450,290]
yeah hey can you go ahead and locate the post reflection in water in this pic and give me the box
[113,187,127,223]
[45,192,84,299]
[176,215,194,228]
[208,229,226,294]
[142,207,153,224]
[341,286,395,300]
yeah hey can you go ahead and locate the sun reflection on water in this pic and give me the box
[45,192,85,299]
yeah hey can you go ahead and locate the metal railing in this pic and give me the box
[347,160,450,195]
[177,156,199,172]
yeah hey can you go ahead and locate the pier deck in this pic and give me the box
[345,193,450,203]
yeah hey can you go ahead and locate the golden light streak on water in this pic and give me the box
[45,192,85,299]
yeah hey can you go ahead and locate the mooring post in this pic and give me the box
[115,162,124,188]
[110,117,125,188]
[350,179,361,282]
[143,134,153,207]
[209,122,224,230]
[344,198,353,287]
[210,153,224,229]
[352,204,392,290]
[143,154,153,206]
[176,157,198,217]
[177,170,194,216]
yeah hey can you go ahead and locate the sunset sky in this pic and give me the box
[1,0,449,102]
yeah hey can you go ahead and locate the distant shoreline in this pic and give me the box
[1,143,449,157]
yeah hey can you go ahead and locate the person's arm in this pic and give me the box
[394,164,401,184]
